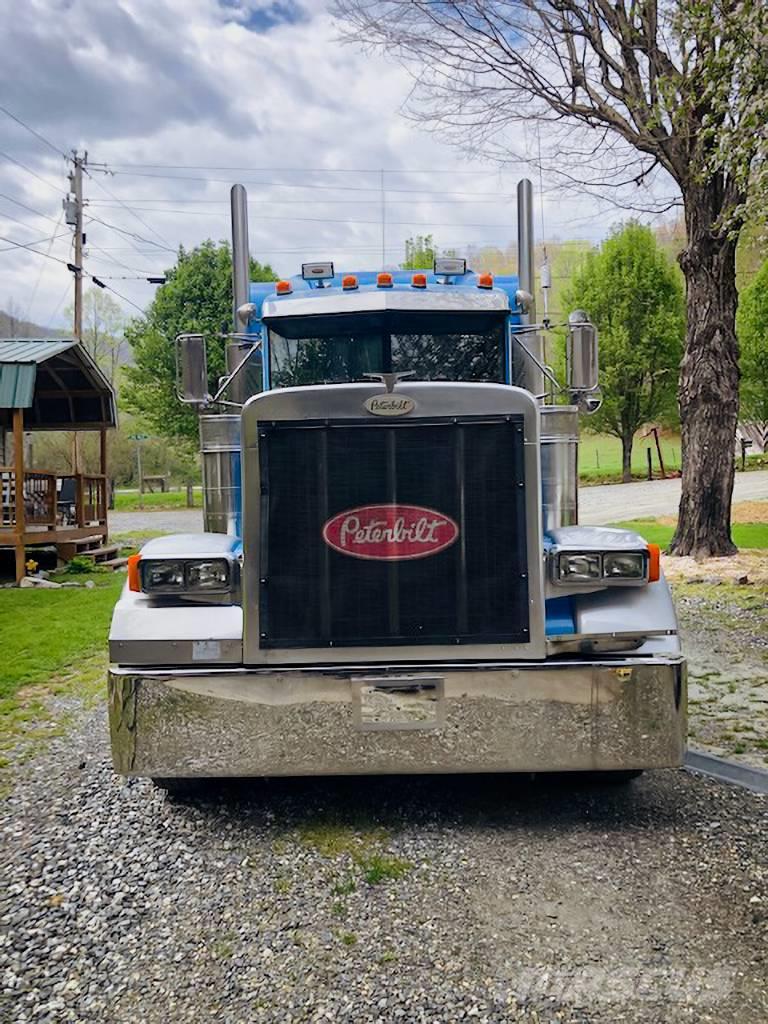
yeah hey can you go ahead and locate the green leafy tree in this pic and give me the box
[564,223,684,482]
[736,260,768,430]
[401,234,436,270]
[336,0,768,556]
[122,241,274,441]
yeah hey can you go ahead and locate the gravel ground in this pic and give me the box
[674,580,768,769]
[2,704,767,1023]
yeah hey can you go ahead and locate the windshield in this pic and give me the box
[267,310,506,388]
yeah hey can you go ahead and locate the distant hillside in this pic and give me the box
[0,310,68,339]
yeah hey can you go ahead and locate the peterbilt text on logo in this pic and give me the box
[364,395,416,417]
[322,504,458,560]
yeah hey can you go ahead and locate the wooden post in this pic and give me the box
[75,473,85,529]
[652,427,667,479]
[99,427,108,530]
[13,408,25,583]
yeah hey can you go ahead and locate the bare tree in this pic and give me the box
[66,287,128,386]
[335,0,768,557]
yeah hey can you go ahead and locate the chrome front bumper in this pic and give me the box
[108,658,686,778]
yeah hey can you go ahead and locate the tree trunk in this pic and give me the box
[670,184,740,558]
[621,433,633,483]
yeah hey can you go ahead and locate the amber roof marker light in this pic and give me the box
[342,275,358,290]
[477,272,494,289]
[377,272,394,288]
[411,273,427,288]
[275,280,292,295]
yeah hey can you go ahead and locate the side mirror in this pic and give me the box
[236,302,257,326]
[566,310,599,411]
[176,334,209,406]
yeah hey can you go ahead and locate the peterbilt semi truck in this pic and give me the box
[108,180,686,788]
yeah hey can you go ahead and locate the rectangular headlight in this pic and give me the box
[142,560,185,593]
[186,559,230,592]
[558,552,601,581]
[603,552,646,579]
[140,558,231,594]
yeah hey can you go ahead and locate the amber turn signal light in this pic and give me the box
[127,553,142,593]
[647,543,661,582]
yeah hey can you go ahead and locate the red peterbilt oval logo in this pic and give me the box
[322,504,459,561]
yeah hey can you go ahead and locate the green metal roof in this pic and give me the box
[0,339,116,429]
[0,339,77,410]
[0,339,76,363]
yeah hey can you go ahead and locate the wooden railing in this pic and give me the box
[0,468,107,531]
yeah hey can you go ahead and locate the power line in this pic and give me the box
[0,192,60,225]
[0,150,62,194]
[0,230,69,253]
[45,279,73,331]
[84,168,175,248]
[107,169,516,199]
[27,209,66,322]
[0,104,68,159]
[0,206,60,237]
[85,244,162,276]
[78,207,518,230]
[0,232,74,262]
[87,196,513,207]
[0,231,148,315]
[106,163,508,177]
[86,213,176,252]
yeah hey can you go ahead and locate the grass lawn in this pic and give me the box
[114,488,202,512]
[610,519,768,549]
[579,431,681,479]
[0,574,123,702]
[0,571,124,791]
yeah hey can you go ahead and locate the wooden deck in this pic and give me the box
[0,467,108,573]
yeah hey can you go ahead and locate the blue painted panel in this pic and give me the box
[545,596,575,636]
[249,272,524,326]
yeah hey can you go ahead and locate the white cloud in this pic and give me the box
[0,0,633,328]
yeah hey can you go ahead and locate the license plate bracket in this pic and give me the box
[352,675,445,732]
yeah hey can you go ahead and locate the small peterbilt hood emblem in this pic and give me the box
[364,394,416,416]
[323,504,458,561]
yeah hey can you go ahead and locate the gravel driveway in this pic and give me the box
[2,704,766,1023]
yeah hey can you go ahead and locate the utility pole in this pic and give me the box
[70,151,86,342]
[65,151,86,474]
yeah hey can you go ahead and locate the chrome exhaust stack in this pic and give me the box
[229,184,251,405]
[516,179,545,398]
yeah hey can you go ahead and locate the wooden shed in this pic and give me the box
[0,339,117,581]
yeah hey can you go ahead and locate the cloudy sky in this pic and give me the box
[0,0,655,329]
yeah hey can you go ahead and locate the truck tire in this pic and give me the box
[151,777,205,798]
[591,769,644,784]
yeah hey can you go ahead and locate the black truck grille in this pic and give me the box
[258,416,529,648]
